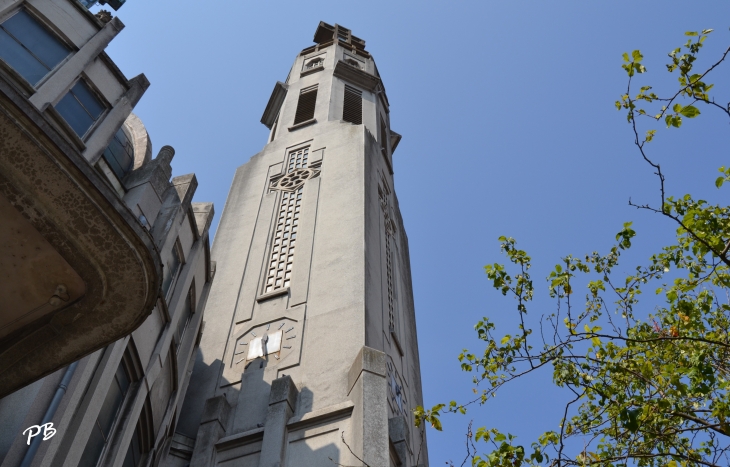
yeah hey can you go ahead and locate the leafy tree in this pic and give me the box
[416,30,730,467]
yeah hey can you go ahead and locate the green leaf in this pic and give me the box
[679,105,700,118]
[494,433,506,442]
[716,177,724,189]
[631,50,643,61]
[685,31,699,36]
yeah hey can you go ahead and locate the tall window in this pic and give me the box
[0,9,70,86]
[78,361,131,467]
[343,85,362,125]
[103,127,135,180]
[293,85,317,124]
[121,424,142,467]
[162,240,183,300]
[55,79,106,138]
[174,283,195,351]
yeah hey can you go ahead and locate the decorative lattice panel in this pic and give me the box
[287,147,309,172]
[264,188,302,294]
[263,148,312,295]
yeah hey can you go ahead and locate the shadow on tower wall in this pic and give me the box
[164,351,373,467]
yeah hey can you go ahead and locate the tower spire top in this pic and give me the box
[313,21,366,50]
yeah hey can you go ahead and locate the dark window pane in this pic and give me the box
[2,10,69,71]
[79,360,130,467]
[96,380,123,439]
[175,293,193,347]
[163,246,182,297]
[55,80,105,138]
[122,425,142,467]
[161,267,172,296]
[131,425,141,462]
[115,363,130,396]
[0,29,49,85]
[71,80,105,119]
[103,128,134,179]
[103,147,124,179]
[55,91,94,137]
[78,424,105,467]
[343,85,362,125]
[294,88,317,124]
[122,446,135,467]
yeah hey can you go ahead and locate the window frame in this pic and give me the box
[102,125,136,182]
[54,76,110,140]
[0,7,73,88]
[78,354,136,467]
[162,238,185,302]
[343,84,363,125]
[174,281,196,352]
[293,85,318,125]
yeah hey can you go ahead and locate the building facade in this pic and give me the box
[0,0,165,396]
[0,1,215,467]
[168,22,428,467]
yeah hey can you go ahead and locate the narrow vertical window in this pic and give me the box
[343,85,362,125]
[121,424,142,467]
[293,85,317,124]
[162,239,184,300]
[78,360,131,467]
[0,9,70,86]
[175,282,195,351]
[102,126,135,180]
[263,148,316,295]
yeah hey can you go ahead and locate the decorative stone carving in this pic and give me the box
[272,168,318,192]
[95,10,112,23]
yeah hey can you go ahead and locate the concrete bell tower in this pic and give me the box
[170,22,428,467]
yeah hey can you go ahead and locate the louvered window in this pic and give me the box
[343,85,362,125]
[294,85,317,124]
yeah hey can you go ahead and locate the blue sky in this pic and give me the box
[99,1,730,463]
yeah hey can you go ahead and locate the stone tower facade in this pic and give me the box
[170,22,428,467]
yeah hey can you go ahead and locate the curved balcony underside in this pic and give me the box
[0,75,161,398]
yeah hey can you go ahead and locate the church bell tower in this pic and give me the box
[172,22,428,467]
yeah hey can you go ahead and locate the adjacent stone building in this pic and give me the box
[0,0,164,396]
[167,22,428,467]
[0,1,215,466]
